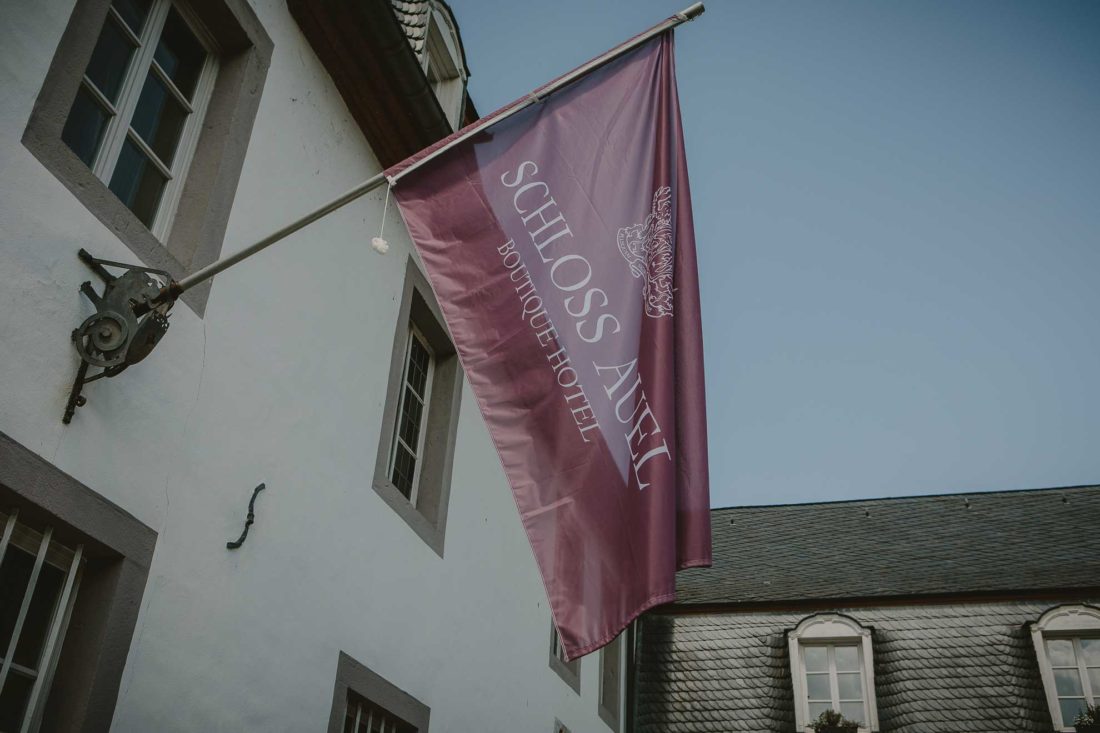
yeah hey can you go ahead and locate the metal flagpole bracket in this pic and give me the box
[63,249,174,423]
[136,1,706,313]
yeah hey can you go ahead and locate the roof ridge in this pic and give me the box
[709,482,1100,512]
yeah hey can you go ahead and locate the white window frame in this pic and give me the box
[388,324,435,505]
[420,5,465,128]
[80,0,218,238]
[788,614,879,732]
[0,509,85,733]
[344,693,413,733]
[1031,604,1100,731]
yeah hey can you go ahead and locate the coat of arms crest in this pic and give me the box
[617,186,674,318]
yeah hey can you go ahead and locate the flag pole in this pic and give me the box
[149,2,705,309]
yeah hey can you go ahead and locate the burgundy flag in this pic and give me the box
[387,30,710,659]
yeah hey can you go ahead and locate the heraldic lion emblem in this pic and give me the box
[617,186,674,318]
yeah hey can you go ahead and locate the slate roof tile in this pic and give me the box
[637,600,1092,732]
[390,0,430,58]
[677,485,1100,605]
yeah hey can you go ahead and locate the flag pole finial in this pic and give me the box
[678,2,705,21]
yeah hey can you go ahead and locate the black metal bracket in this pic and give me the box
[227,483,266,550]
[63,249,173,424]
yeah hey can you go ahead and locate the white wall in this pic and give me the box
[0,0,619,730]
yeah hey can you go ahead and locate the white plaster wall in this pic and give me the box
[0,0,620,730]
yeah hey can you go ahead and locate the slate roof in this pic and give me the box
[676,485,1100,605]
[389,0,469,72]
[636,599,1093,732]
[390,0,430,59]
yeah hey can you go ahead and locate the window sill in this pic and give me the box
[371,478,446,558]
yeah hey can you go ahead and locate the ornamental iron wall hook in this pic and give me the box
[227,483,266,550]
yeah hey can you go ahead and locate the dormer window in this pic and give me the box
[421,4,466,130]
[1031,604,1100,731]
[788,614,880,732]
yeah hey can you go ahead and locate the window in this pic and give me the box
[61,0,217,233]
[343,691,415,733]
[328,652,429,733]
[23,0,272,315]
[549,622,581,693]
[787,614,879,732]
[0,511,83,733]
[599,632,624,730]
[421,5,466,129]
[0,430,157,732]
[1031,604,1100,731]
[373,259,462,557]
[388,326,434,502]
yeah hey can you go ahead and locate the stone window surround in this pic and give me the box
[327,651,430,733]
[598,631,624,731]
[0,430,157,733]
[372,257,462,558]
[549,622,581,694]
[1031,603,1100,732]
[21,0,273,317]
[787,613,880,733]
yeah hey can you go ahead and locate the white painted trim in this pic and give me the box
[78,0,218,237]
[1030,604,1100,731]
[0,527,53,692]
[22,544,83,733]
[788,613,879,732]
[152,9,219,239]
[93,0,169,179]
[0,509,17,567]
[387,324,435,506]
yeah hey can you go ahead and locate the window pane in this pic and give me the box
[839,701,864,724]
[154,8,206,99]
[112,0,152,34]
[807,701,831,719]
[804,646,828,673]
[13,561,64,668]
[391,443,416,498]
[1081,638,1100,666]
[130,72,188,166]
[86,16,136,103]
[62,86,111,166]
[406,336,431,397]
[109,137,166,226]
[399,389,424,451]
[837,672,863,701]
[0,670,34,732]
[1055,668,1084,697]
[0,544,35,645]
[1047,639,1077,667]
[1089,668,1100,697]
[805,672,830,701]
[834,646,860,672]
[1060,698,1087,724]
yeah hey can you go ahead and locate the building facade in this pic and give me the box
[634,486,1100,733]
[0,1,628,730]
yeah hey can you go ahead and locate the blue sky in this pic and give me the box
[451,0,1100,507]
